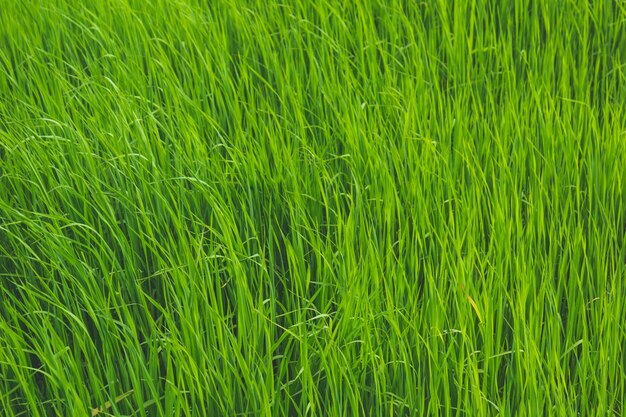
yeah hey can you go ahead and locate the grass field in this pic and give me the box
[1,1,625,416]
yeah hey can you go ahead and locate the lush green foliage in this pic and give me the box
[1,1,625,416]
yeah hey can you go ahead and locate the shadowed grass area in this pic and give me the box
[1,1,625,416]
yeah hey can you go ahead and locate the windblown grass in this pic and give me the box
[1,1,625,416]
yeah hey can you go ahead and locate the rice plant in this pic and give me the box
[1,1,625,416]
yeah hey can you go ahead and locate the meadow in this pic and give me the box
[0,1,625,416]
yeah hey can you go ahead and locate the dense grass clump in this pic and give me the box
[1,1,625,416]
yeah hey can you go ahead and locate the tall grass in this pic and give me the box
[1,0,625,416]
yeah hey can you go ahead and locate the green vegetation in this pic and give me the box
[1,1,625,416]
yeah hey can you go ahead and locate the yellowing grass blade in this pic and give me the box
[466,294,483,323]
[91,389,134,416]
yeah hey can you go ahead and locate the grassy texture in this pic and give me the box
[1,1,625,416]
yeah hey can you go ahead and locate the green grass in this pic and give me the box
[1,0,625,416]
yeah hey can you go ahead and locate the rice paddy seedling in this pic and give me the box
[1,1,625,416]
